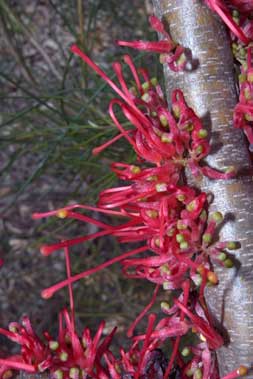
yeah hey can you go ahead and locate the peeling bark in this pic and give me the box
[152,0,253,376]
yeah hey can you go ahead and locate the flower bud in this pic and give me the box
[161,301,170,311]
[146,210,158,219]
[202,233,212,244]
[141,93,151,102]
[180,241,189,250]
[57,209,68,219]
[226,241,239,250]
[130,165,141,174]
[151,77,158,86]
[142,81,150,92]
[53,370,63,379]
[218,252,227,261]
[155,183,167,192]
[49,340,59,351]
[224,258,234,268]
[176,233,185,243]
[197,129,208,138]
[207,271,218,285]
[194,368,203,379]
[59,351,68,362]
[210,211,223,223]
[70,368,80,379]
[237,366,248,376]
[159,114,169,127]
[161,133,172,143]
[181,347,191,357]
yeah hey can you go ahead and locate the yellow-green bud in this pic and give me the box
[70,368,80,379]
[226,241,239,250]
[172,104,180,119]
[177,194,185,202]
[151,77,158,86]
[59,351,68,362]
[200,210,207,222]
[186,200,197,212]
[210,211,223,223]
[160,264,170,274]
[146,210,158,219]
[186,369,194,377]
[195,145,203,155]
[198,129,208,138]
[142,81,150,92]
[224,258,234,268]
[53,370,63,379]
[130,165,141,174]
[194,368,203,379]
[177,220,187,230]
[161,133,172,143]
[218,252,227,261]
[202,233,212,244]
[180,241,189,250]
[163,282,171,290]
[141,93,151,102]
[176,234,185,243]
[239,73,247,83]
[159,114,169,127]
[49,341,59,351]
[181,347,191,357]
[156,183,167,192]
[161,301,170,311]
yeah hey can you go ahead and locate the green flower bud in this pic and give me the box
[49,340,59,351]
[180,241,189,250]
[156,183,167,192]
[194,368,203,379]
[53,370,63,379]
[142,81,150,92]
[210,211,223,223]
[181,347,191,357]
[59,351,68,362]
[218,252,227,261]
[159,114,169,127]
[151,77,158,86]
[224,258,234,268]
[198,129,208,138]
[226,241,239,250]
[202,233,212,244]
[176,234,185,243]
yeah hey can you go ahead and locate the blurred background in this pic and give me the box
[0,0,166,353]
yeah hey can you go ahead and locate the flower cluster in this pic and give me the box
[0,12,249,379]
[205,0,253,148]
[0,309,116,379]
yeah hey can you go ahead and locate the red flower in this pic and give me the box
[117,16,187,72]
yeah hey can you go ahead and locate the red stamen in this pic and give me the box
[41,245,148,299]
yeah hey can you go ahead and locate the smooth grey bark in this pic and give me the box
[152,0,253,377]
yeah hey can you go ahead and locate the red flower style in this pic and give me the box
[117,16,187,72]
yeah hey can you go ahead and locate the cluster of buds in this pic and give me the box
[205,0,253,148]
[0,12,249,379]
